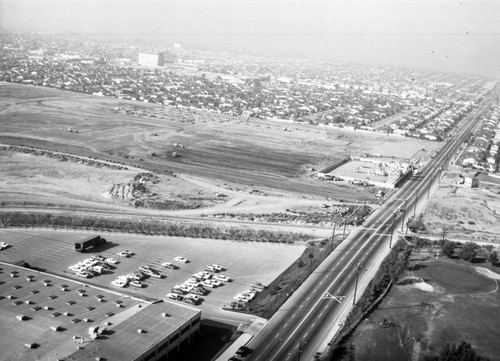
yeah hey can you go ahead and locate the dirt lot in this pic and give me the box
[419,166,500,244]
[0,228,305,318]
[342,255,500,361]
[0,83,441,208]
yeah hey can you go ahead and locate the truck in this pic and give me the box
[75,235,106,252]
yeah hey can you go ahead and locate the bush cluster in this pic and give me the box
[0,211,313,243]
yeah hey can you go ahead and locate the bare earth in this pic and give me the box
[0,83,439,222]
[420,166,500,244]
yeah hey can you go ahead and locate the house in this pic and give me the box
[458,172,480,188]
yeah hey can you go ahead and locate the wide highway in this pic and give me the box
[242,96,494,361]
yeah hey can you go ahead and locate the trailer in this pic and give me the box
[75,235,106,252]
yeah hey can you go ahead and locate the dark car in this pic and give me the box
[235,346,252,357]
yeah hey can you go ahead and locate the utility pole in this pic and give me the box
[353,264,361,305]
[296,340,303,361]
[331,222,336,251]
[389,213,396,249]
[414,190,418,216]
[401,200,406,232]
[342,219,347,239]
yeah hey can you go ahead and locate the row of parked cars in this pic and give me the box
[229,282,266,310]
[68,255,118,279]
[111,255,187,288]
[111,264,165,288]
[166,264,230,305]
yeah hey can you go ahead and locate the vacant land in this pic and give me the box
[0,83,438,211]
[341,256,500,361]
[419,166,500,244]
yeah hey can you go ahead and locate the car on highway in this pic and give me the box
[174,256,189,263]
[161,262,177,269]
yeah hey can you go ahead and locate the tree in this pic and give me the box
[459,242,479,262]
[442,240,456,258]
[488,251,498,266]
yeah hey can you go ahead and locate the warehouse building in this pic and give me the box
[138,52,166,67]
[0,264,201,361]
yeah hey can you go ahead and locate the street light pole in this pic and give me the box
[342,219,347,239]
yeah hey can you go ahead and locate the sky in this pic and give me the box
[1,0,499,75]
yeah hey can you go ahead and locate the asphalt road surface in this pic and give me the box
[240,94,493,361]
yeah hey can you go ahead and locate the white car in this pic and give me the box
[166,293,183,301]
[117,251,131,258]
[111,280,127,288]
[105,258,118,264]
[214,274,231,282]
[174,256,189,263]
[212,264,225,272]
[129,281,145,288]
[76,272,92,279]
[161,262,177,269]
[0,242,10,250]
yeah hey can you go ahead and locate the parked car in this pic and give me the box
[0,242,10,250]
[105,258,118,264]
[111,280,127,288]
[212,264,225,272]
[76,272,92,279]
[166,293,183,301]
[174,256,189,263]
[214,274,231,282]
[129,281,145,288]
[161,262,177,269]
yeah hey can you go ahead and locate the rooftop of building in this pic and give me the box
[0,263,200,361]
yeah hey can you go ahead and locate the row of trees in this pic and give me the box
[0,211,314,243]
[441,240,498,265]
[424,341,490,361]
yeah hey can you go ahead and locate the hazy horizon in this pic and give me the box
[1,0,499,76]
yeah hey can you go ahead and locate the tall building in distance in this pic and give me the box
[137,52,165,67]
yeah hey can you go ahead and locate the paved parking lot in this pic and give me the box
[0,228,306,321]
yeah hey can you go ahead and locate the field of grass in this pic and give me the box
[340,256,500,361]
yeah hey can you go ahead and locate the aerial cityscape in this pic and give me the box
[0,1,499,361]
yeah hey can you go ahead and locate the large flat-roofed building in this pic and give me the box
[0,264,200,361]
[138,52,165,67]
